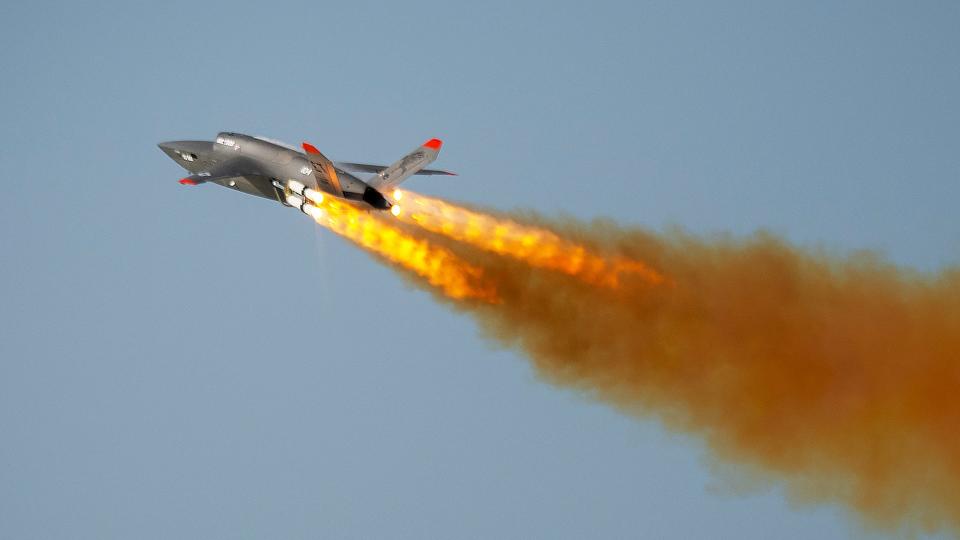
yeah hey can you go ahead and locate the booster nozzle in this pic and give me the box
[303,188,324,204]
[287,180,306,195]
[285,194,305,208]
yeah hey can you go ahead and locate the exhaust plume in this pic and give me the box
[304,196,496,301]
[392,191,664,287]
[314,194,960,535]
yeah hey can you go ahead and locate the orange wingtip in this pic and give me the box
[302,142,320,154]
[423,138,443,150]
[179,178,197,185]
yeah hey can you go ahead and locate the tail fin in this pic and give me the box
[367,138,443,191]
[302,142,344,197]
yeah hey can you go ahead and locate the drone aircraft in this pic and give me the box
[158,132,453,215]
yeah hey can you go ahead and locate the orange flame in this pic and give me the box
[294,188,960,534]
[393,191,664,287]
[303,197,497,302]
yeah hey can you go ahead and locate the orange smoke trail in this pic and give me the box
[325,196,960,536]
[392,190,664,287]
[303,197,497,302]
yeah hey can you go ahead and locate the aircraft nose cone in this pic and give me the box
[158,141,188,161]
[158,141,187,164]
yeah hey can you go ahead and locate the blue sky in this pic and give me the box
[1,1,957,538]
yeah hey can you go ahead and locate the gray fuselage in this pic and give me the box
[157,132,371,205]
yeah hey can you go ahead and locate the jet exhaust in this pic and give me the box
[303,195,496,301]
[362,186,391,210]
[298,192,960,535]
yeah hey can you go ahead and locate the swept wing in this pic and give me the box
[366,139,445,191]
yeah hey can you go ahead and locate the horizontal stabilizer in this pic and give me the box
[335,162,457,177]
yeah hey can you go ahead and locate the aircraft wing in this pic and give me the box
[366,139,444,191]
[176,158,256,186]
[175,157,279,199]
[334,162,456,177]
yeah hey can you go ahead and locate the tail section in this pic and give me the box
[367,138,443,191]
[302,142,344,197]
